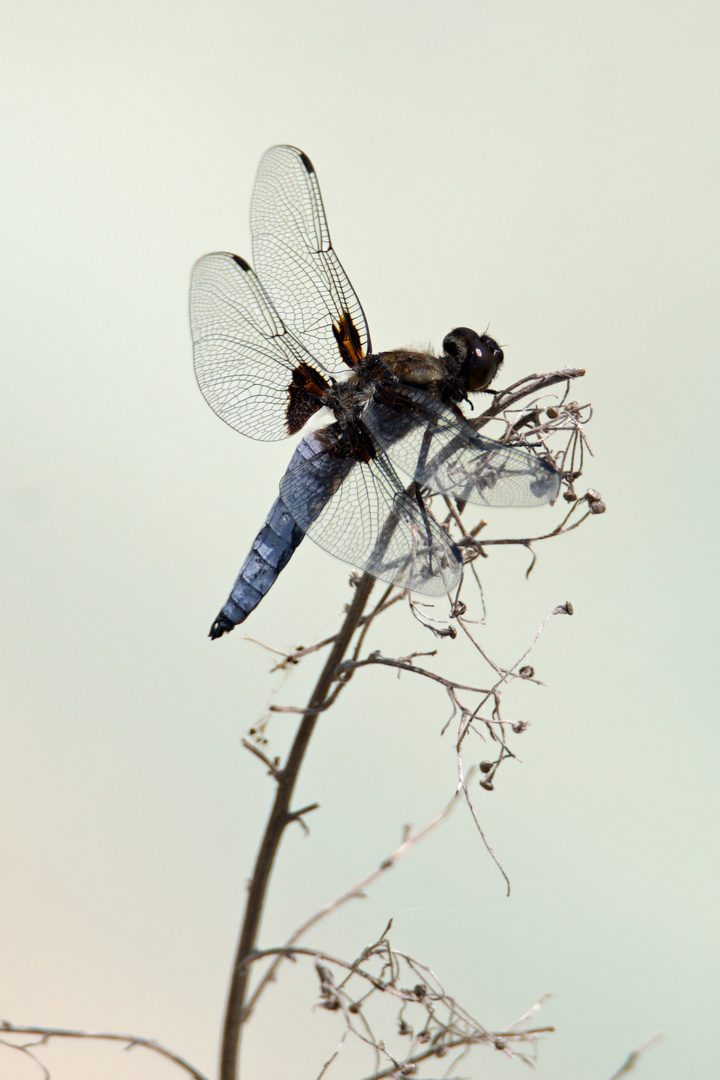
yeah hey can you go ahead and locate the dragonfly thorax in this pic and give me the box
[378,349,449,391]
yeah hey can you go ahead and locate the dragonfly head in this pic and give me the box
[442,327,504,394]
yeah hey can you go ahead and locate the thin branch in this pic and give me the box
[335,653,494,695]
[243,779,468,1020]
[0,1023,209,1080]
[456,601,574,735]
[460,492,602,558]
[347,583,397,665]
[451,602,575,893]
[456,771,511,894]
[239,944,552,1038]
[233,940,554,1079]
[219,573,376,1080]
[232,946,403,995]
[607,1034,664,1079]
[240,739,282,779]
[356,1027,553,1080]
[236,593,403,672]
[473,368,586,429]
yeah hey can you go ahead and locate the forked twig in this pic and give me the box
[232,940,554,1079]
[243,779,468,1021]
[0,1023,209,1080]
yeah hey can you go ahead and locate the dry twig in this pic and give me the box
[0,1023,209,1080]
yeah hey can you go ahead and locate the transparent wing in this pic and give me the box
[279,439,462,596]
[365,389,561,507]
[252,144,371,372]
[190,252,327,442]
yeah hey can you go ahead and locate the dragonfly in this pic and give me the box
[190,145,560,638]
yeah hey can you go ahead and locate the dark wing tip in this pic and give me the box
[231,254,251,271]
[532,459,562,502]
[209,612,236,639]
[298,150,315,174]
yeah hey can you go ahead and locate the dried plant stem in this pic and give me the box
[475,368,586,427]
[606,1034,664,1079]
[0,1024,210,1080]
[219,573,376,1080]
[243,777,467,1021]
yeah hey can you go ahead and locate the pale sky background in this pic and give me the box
[2,1,719,1078]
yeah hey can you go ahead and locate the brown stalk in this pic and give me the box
[219,572,376,1080]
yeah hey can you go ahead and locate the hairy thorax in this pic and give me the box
[378,349,448,390]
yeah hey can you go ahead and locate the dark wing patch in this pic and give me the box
[287,361,330,434]
[365,388,561,507]
[251,145,371,372]
[190,252,327,441]
[332,310,366,368]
